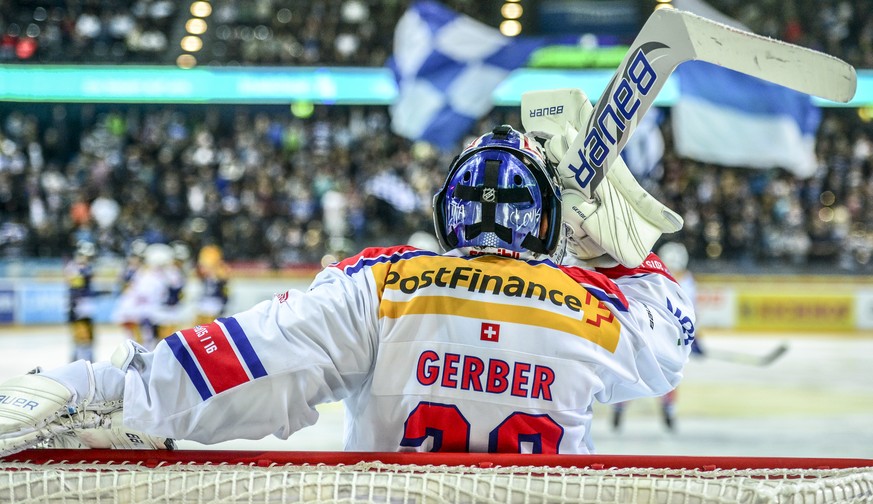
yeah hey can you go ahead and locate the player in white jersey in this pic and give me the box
[0,125,694,456]
[111,243,186,350]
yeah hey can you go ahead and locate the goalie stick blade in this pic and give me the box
[679,11,856,103]
[558,7,858,201]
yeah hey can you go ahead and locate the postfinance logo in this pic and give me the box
[377,255,620,352]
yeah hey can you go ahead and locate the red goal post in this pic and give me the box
[2,449,872,503]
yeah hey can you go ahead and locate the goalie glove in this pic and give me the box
[0,340,172,456]
[45,410,175,450]
[522,88,683,267]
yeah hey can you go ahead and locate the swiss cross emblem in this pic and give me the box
[480,322,500,342]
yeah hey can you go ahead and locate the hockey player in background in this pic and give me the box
[0,123,694,455]
[193,244,230,326]
[115,239,148,344]
[155,241,193,340]
[611,241,705,432]
[64,240,98,362]
[111,243,183,350]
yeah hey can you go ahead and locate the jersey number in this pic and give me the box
[399,401,563,453]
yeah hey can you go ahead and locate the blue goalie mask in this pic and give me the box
[433,125,563,259]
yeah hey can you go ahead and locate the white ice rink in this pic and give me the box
[1,325,871,460]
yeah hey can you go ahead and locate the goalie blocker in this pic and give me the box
[522,88,682,268]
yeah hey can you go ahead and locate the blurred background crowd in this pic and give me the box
[1,0,872,274]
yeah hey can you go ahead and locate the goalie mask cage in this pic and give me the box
[1,450,872,504]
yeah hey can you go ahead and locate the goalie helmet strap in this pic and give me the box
[521,233,549,254]
[481,159,499,236]
[454,159,533,245]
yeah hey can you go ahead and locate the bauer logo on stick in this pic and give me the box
[566,47,658,191]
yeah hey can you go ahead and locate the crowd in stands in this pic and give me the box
[1,0,872,273]
[0,0,495,66]
[3,1,872,70]
[711,0,873,70]
[1,0,178,64]
[1,102,872,273]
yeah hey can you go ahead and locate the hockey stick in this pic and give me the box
[558,7,858,200]
[703,343,789,367]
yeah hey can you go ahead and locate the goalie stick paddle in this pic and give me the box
[704,343,789,367]
[558,7,858,201]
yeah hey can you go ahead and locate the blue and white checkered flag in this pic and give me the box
[388,1,550,150]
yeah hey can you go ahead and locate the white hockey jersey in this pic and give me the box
[120,246,695,454]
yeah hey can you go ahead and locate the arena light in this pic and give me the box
[820,190,836,206]
[176,54,197,69]
[499,0,523,36]
[320,254,339,268]
[501,3,522,20]
[818,206,835,223]
[186,18,207,35]
[500,19,521,37]
[181,35,203,52]
[190,1,212,18]
[290,101,315,118]
[705,242,722,258]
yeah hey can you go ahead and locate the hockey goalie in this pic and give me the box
[0,117,695,456]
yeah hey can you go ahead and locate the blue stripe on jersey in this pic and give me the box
[165,333,213,400]
[218,316,268,378]
[586,286,629,312]
[336,246,437,276]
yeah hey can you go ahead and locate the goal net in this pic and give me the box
[2,449,872,503]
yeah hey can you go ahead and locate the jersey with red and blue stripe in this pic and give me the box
[120,246,694,454]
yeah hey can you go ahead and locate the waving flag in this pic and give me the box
[620,107,665,179]
[671,0,822,177]
[388,1,552,150]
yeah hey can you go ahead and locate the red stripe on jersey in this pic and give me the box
[559,265,628,307]
[180,322,249,394]
[332,245,418,271]
[595,253,677,283]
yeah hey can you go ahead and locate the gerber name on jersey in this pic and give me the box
[367,251,619,410]
[373,341,588,411]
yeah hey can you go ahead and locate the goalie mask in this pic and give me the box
[433,125,564,261]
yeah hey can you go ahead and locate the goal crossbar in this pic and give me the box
[3,449,873,503]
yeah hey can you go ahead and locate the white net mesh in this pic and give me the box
[2,454,873,504]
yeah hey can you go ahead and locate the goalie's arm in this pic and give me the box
[0,267,377,455]
[119,267,377,443]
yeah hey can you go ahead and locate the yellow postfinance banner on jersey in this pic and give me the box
[374,254,622,352]
[736,292,854,331]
